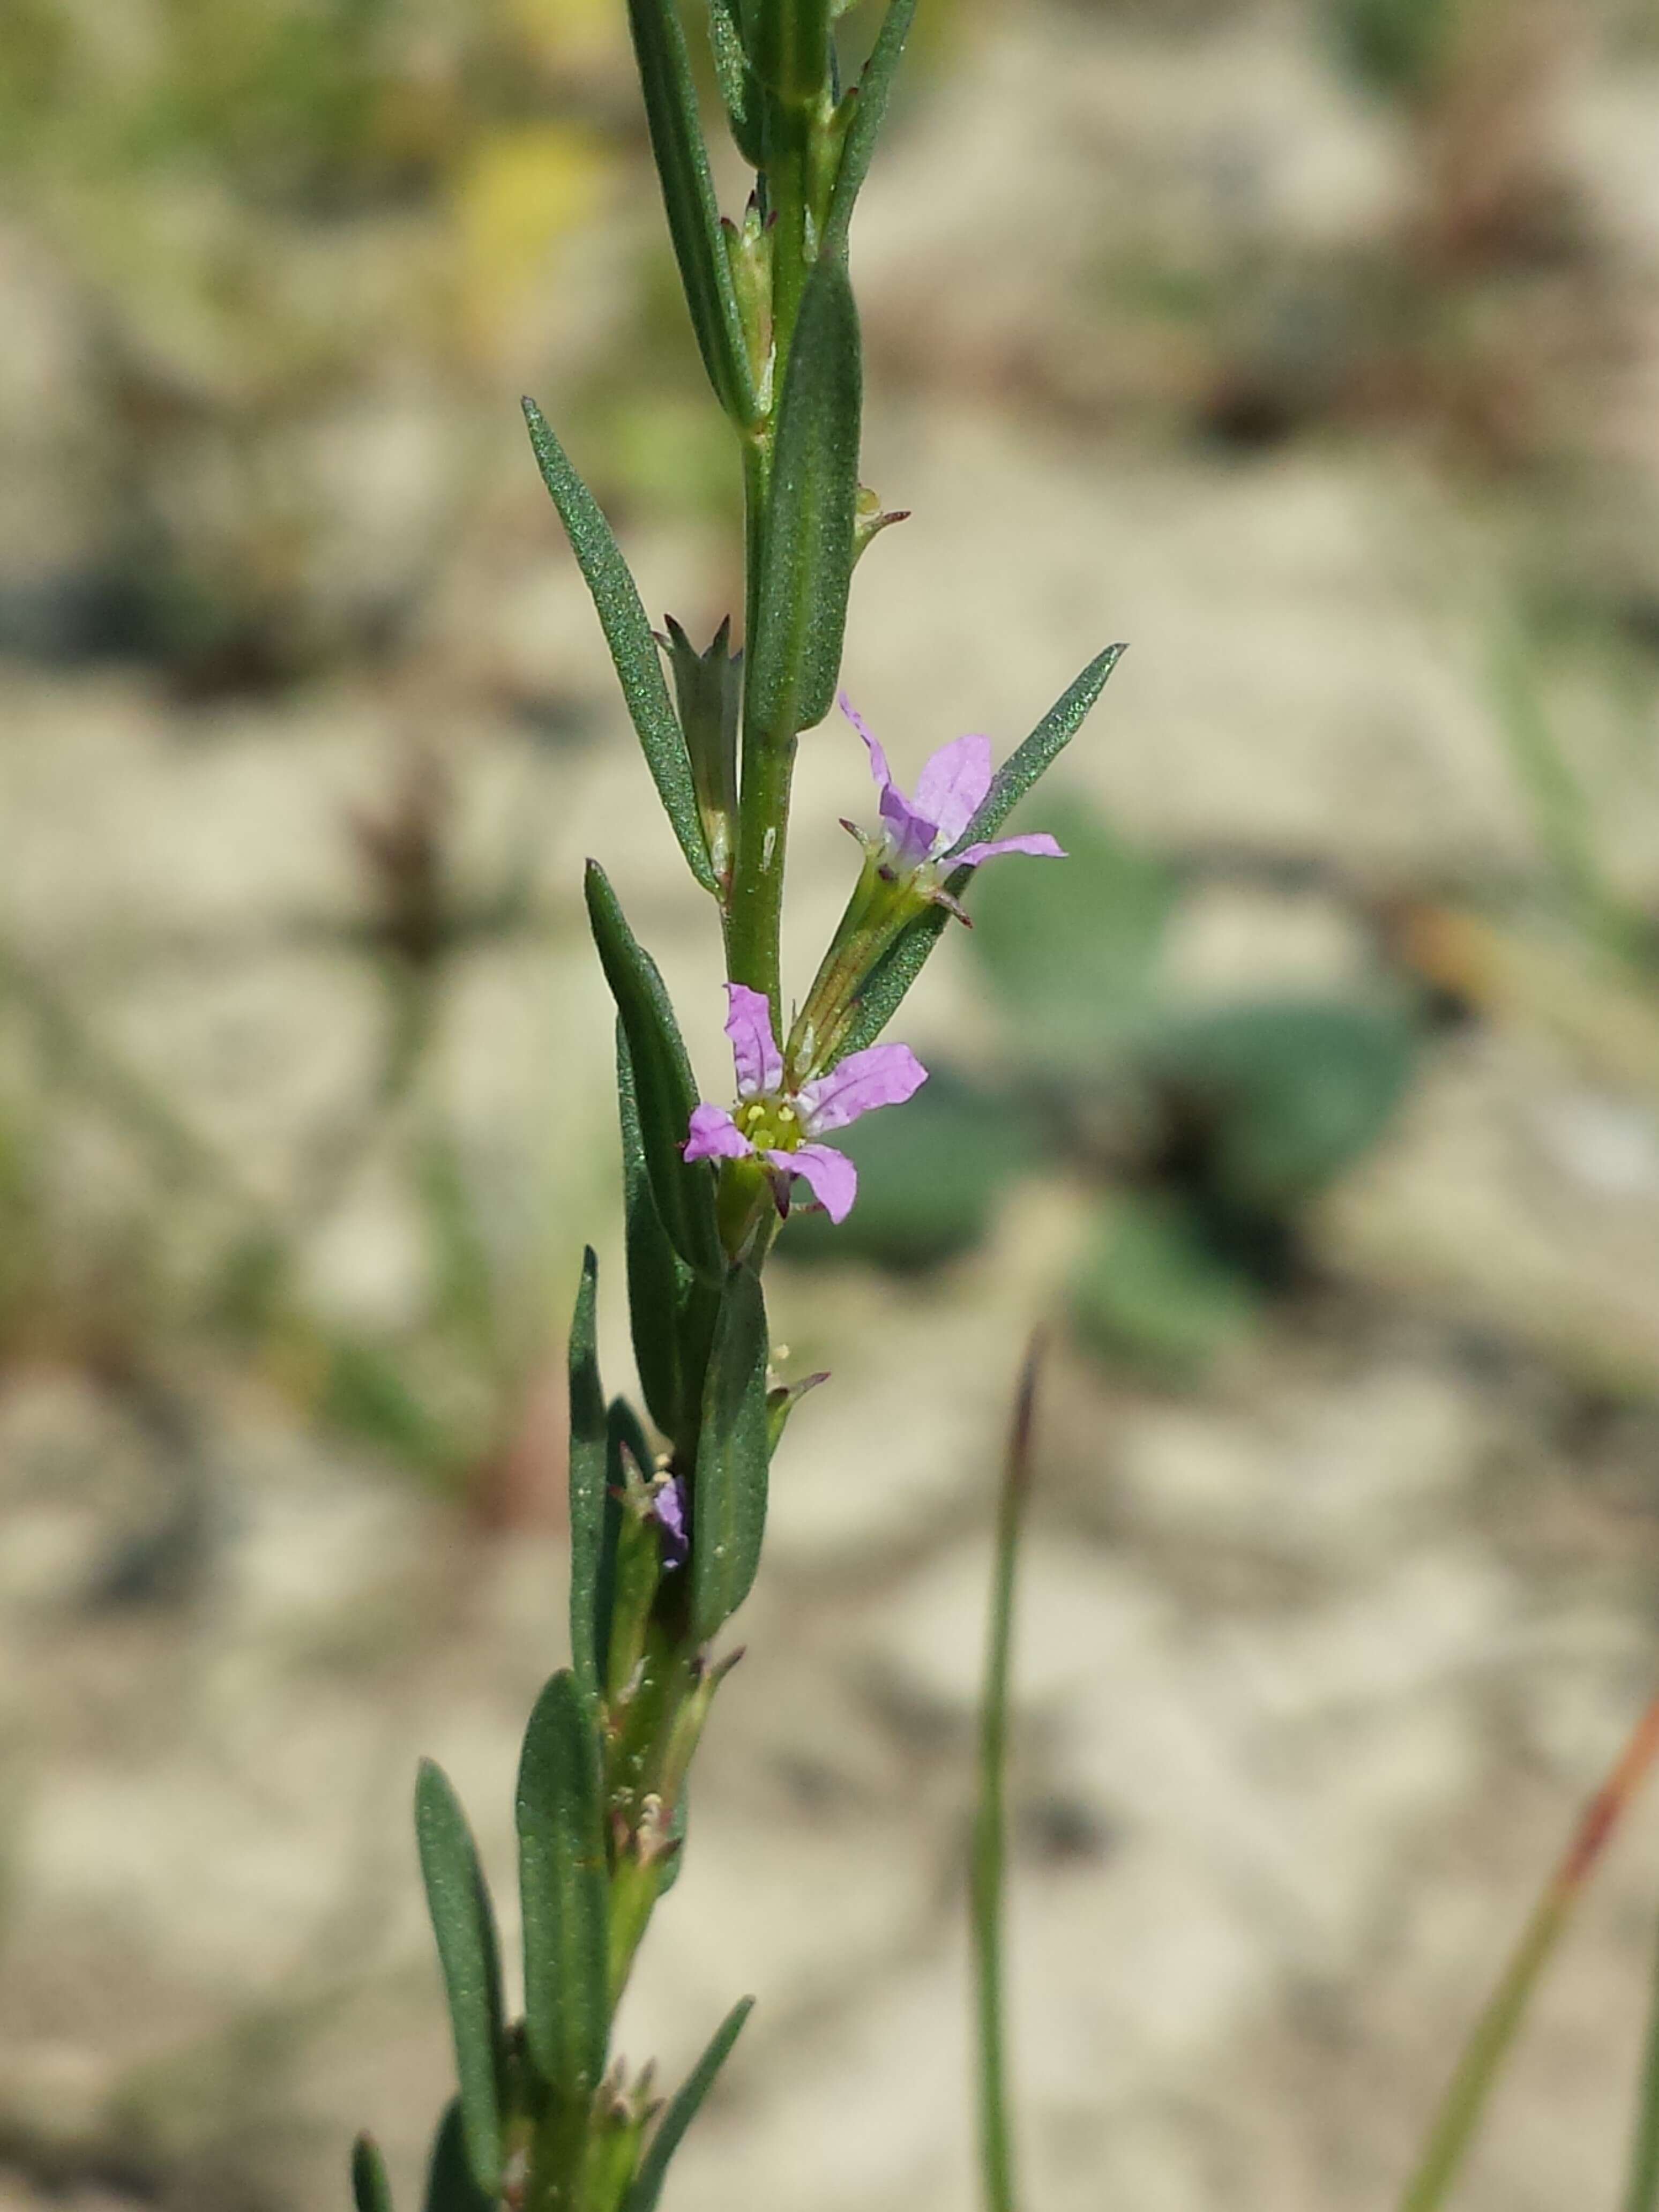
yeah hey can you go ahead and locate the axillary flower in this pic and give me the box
[684,984,925,1224]
[840,693,1066,908]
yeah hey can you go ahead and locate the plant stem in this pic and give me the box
[728,428,793,1023]
[1398,1690,1659,2212]
[972,1335,1044,2212]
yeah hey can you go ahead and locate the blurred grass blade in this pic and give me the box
[567,1249,607,1714]
[1625,1913,1659,2212]
[690,1265,770,1643]
[522,402,716,894]
[623,1996,756,2212]
[973,1335,1043,2212]
[1399,1691,1659,2212]
[823,0,915,256]
[415,1763,507,2196]
[516,1670,609,2103]
[422,2099,492,2212]
[743,251,862,744]
[586,863,724,1281]
[828,646,1125,1063]
[624,0,757,425]
[352,2135,395,2212]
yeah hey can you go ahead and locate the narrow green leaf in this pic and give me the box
[522,401,716,895]
[517,1670,609,2103]
[567,1249,607,1715]
[744,252,862,744]
[827,645,1125,1064]
[623,1997,756,2212]
[414,1765,506,2199]
[624,0,757,425]
[690,1266,771,1643]
[1624,1911,1659,2212]
[822,0,915,257]
[587,863,724,1281]
[707,0,763,165]
[964,644,1127,850]
[352,2136,395,2212]
[620,1025,691,1439]
[423,2101,492,2212]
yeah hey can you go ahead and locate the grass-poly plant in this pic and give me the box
[348,1,1120,2206]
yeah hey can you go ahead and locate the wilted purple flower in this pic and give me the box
[839,693,1065,906]
[650,1474,689,1570]
[683,984,926,1224]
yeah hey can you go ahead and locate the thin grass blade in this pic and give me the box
[1624,1909,1659,2212]
[1399,1690,1659,2212]
[972,1335,1043,2212]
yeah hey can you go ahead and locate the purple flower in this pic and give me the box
[650,1474,689,1570]
[683,984,926,1224]
[840,693,1066,888]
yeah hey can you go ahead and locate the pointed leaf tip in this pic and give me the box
[521,405,716,895]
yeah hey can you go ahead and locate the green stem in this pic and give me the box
[972,1337,1043,2212]
[729,431,794,1024]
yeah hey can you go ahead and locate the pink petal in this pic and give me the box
[953,831,1067,867]
[878,783,938,867]
[724,982,782,1097]
[839,690,893,796]
[796,1042,928,1135]
[771,1143,858,1224]
[913,734,993,852]
[684,1103,753,1163]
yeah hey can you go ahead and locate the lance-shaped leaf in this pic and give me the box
[415,1763,507,2196]
[352,2136,396,2212]
[707,0,764,165]
[422,2101,493,2212]
[522,402,716,896]
[828,645,1126,1065]
[623,1997,756,2212]
[566,1249,607,1715]
[587,863,724,1281]
[743,252,862,746]
[624,0,757,427]
[822,0,916,258]
[690,1265,771,1643]
[619,1027,691,1436]
[516,1670,609,2103]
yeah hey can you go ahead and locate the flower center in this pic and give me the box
[736,1094,803,1154]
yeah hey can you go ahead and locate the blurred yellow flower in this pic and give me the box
[454,122,611,358]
